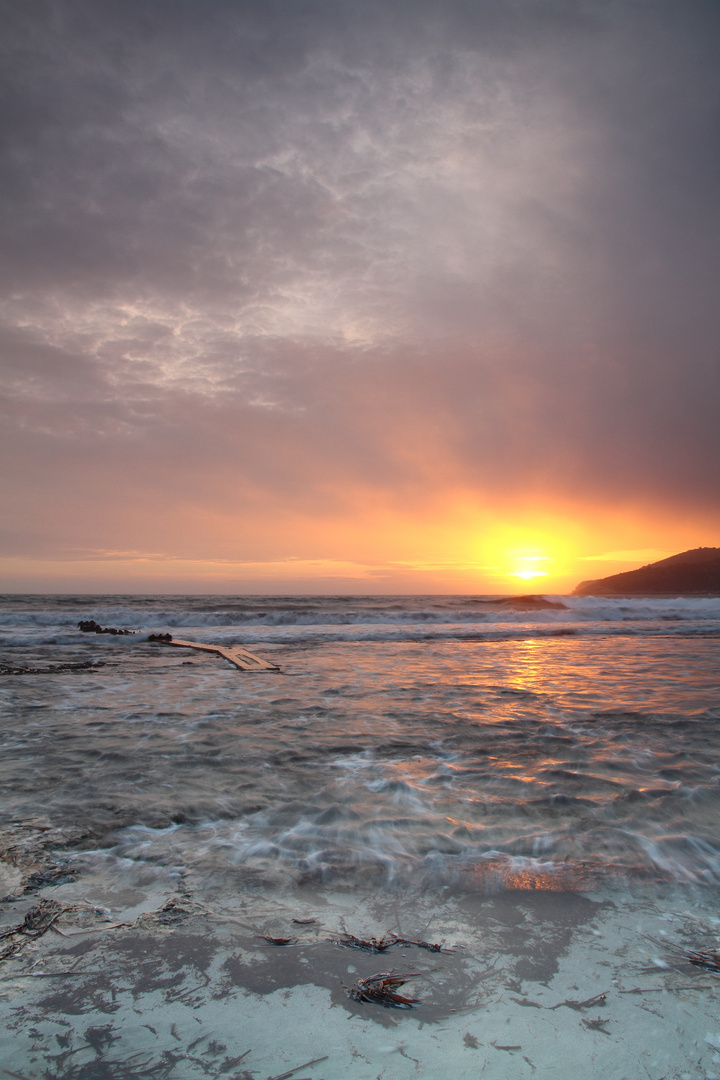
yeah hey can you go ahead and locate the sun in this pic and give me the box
[474,517,581,591]
[508,552,550,581]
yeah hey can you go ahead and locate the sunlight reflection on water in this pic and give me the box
[1,600,719,893]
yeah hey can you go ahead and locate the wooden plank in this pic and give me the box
[166,637,279,671]
[169,638,224,654]
[217,647,278,671]
[217,648,257,671]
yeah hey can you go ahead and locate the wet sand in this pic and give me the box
[2,843,720,1080]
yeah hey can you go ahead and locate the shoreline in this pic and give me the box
[3,853,720,1079]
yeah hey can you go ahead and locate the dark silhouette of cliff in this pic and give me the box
[573,547,720,596]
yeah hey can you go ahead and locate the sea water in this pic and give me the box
[1,593,720,1079]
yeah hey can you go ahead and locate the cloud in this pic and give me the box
[1,0,719,584]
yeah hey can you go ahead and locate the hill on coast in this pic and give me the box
[573,547,720,596]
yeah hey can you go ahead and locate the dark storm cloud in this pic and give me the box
[1,0,719,560]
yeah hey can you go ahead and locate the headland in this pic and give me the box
[573,546,720,596]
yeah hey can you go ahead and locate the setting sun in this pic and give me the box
[473,517,582,592]
[508,553,550,580]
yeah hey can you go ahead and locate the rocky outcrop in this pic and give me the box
[77,620,134,635]
[573,547,720,596]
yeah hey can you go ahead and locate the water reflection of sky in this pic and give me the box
[2,629,720,889]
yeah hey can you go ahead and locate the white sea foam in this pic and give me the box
[2,593,720,636]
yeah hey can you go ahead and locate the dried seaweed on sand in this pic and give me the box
[347,970,422,1009]
[267,1057,329,1080]
[685,949,720,972]
[549,992,606,1011]
[388,931,445,952]
[335,933,398,953]
[0,899,65,943]
[643,934,720,977]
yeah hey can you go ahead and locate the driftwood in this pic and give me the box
[151,636,279,671]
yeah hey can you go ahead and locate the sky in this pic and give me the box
[1,0,719,594]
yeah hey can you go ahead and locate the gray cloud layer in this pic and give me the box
[1,0,719,561]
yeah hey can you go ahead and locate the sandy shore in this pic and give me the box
[2,844,720,1080]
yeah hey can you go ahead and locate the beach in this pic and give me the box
[4,864,720,1079]
[2,594,720,1078]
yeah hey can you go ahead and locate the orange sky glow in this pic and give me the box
[1,2,718,595]
[2,493,716,594]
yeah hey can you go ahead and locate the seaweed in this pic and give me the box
[23,862,76,892]
[581,1016,612,1034]
[549,992,606,1011]
[39,1048,182,1079]
[334,933,398,953]
[0,898,65,943]
[388,931,445,952]
[685,949,720,972]
[346,970,422,1009]
[267,1058,328,1080]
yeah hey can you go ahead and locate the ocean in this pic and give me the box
[2,593,720,1079]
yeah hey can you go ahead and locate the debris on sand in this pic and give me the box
[332,929,450,954]
[549,992,607,1011]
[641,934,720,980]
[0,899,65,959]
[346,970,422,1009]
[267,1057,329,1080]
[335,933,398,953]
[685,949,720,972]
[22,862,76,892]
[388,931,445,952]
[582,1016,612,1034]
